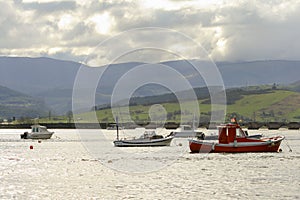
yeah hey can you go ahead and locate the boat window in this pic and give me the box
[184,126,191,130]
[236,128,245,137]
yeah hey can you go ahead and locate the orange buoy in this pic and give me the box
[30,145,33,149]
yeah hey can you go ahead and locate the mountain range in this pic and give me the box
[0,56,300,116]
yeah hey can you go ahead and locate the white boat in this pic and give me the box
[20,124,54,139]
[169,125,205,138]
[113,130,174,147]
[201,133,219,140]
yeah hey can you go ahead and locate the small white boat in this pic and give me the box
[113,130,174,147]
[170,125,205,138]
[20,124,54,139]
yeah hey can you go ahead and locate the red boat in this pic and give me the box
[189,122,285,153]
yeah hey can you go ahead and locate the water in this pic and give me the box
[0,128,299,199]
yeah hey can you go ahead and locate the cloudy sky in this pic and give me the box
[1,0,299,65]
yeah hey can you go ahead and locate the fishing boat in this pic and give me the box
[20,124,54,139]
[189,122,284,153]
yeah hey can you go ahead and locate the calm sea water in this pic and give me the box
[0,128,299,199]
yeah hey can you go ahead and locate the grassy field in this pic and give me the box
[227,90,300,122]
[32,89,300,124]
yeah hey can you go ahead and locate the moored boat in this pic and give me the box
[20,124,54,139]
[170,125,205,138]
[113,130,174,147]
[113,117,173,147]
[189,122,284,153]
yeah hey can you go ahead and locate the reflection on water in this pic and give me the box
[0,129,299,199]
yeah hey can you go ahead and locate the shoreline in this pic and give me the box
[0,122,299,130]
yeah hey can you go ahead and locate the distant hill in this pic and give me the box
[92,87,300,123]
[217,60,300,87]
[0,57,80,95]
[0,85,48,119]
[226,88,300,122]
[1,56,300,114]
[35,88,73,115]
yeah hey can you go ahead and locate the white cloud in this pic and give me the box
[0,0,299,63]
[88,12,116,35]
[58,14,74,30]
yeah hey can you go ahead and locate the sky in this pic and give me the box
[0,0,300,65]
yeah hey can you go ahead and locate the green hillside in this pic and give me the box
[88,88,300,123]
[0,85,48,119]
[227,90,300,122]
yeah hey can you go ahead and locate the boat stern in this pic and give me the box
[20,132,28,139]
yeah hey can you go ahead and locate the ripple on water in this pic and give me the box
[0,129,299,199]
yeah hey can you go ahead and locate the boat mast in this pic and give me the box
[192,114,196,131]
[116,116,119,141]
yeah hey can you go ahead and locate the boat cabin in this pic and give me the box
[31,125,47,133]
[140,131,163,139]
[218,123,246,144]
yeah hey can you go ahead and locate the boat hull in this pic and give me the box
[20,132,54,139]
[114,137,173,147]
[189,136,285,153]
